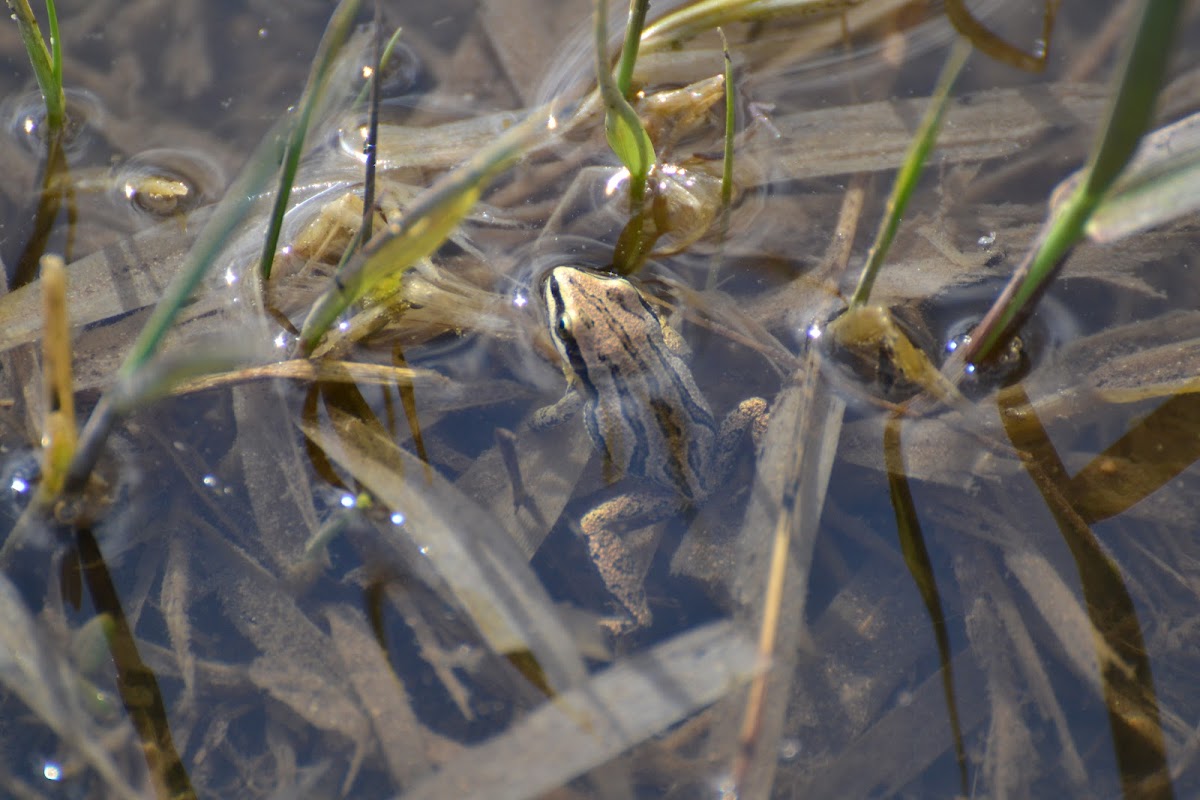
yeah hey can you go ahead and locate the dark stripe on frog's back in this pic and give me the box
[585,283,718,498]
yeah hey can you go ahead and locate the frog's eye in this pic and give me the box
[556,313,572,337]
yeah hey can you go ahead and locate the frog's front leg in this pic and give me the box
[711,397,770,480]
[529,388,584,430]
[581,488,685,634]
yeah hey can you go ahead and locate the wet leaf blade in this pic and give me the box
[298,105,555,352]
[849,37,970,307]
[258,0,365,281]
[400,622,759,800]
[0,574,145,800]
[6,0,64,129]
[966,0,1184,360]
[1080,111,1200,243]
[597,0,655,204]
[299,404,590,694]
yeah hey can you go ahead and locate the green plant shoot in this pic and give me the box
[596,0,655,208]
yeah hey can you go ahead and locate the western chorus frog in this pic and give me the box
[533,265,767,632]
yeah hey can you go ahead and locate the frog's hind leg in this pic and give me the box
[579,490,684,634]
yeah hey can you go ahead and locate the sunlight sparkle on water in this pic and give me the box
[778,737,801,761]
[806,322,823,340]
[42,761,62,781]
[605,168,630,197]
[224,266,237,286]
[339,493,356,509]
[273,330,290,350]
[9,476,28,494]
[390,511,406,526]
[512,292,528,308]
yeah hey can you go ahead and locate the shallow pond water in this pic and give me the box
[0,1,1199,798]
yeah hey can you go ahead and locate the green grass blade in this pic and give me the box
[615,0,650,97]
[6,0,65,130]
[964,0,1183,362]
[848,38,970,307]
[360,2,385,243]
[720,28,735,209]
[60,2,367,499]
[597,0,655,207]
[352,25,405,109]
[1081,0,1180,195]
[45,0,61,89]
[1084,145,1200,243]
[257,0,363,281]
[118,135,285,379]
[123,0,363,375]
[1044,110,1200,245]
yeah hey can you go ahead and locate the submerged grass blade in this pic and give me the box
[998,385,1174,797]
[848,38,970,307]
[57,1,364,497]
[962,0,1183,363]
[300,402,591,694]
[640,0,862,52]
[0,574,144,800]
[883,416,969,795]
[402,622,759,800]
[257,0,364,281]
[945,0,1058,72]
[1065,392,1200,525]
[74,527,197,799]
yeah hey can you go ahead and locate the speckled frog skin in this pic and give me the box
[534,266,767,631]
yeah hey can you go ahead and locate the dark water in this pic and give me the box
[0,1,1198,798]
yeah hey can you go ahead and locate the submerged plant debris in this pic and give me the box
[0,1,1198,798]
